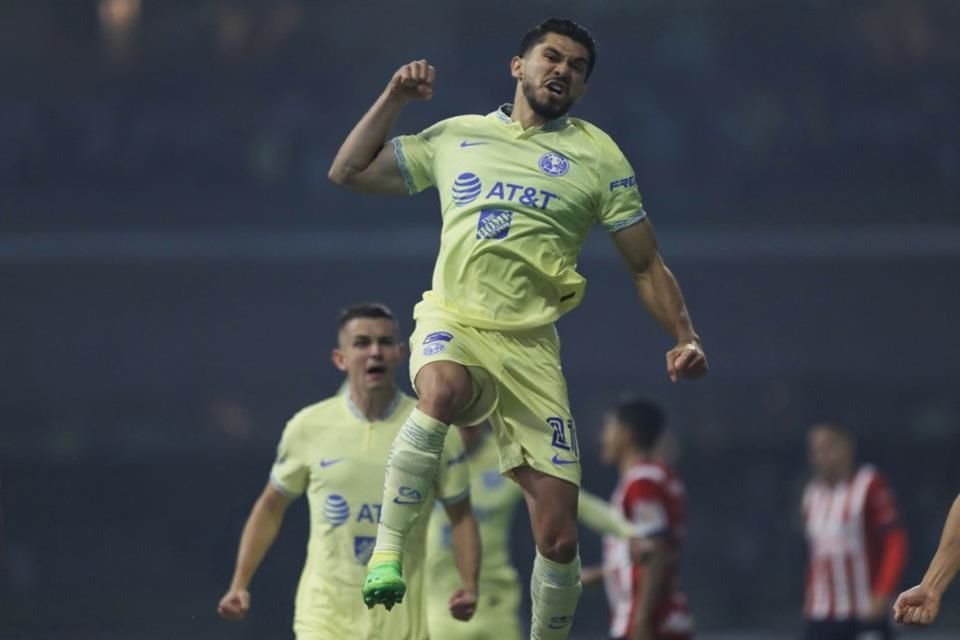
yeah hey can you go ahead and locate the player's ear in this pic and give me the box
[510,55,523,80]
[331,348,347,372]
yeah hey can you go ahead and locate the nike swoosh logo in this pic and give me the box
[319,458,344,468]
[460,140,488,147]
[551,454,579,466]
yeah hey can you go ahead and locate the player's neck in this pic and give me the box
[823,464,855,486]
[510,91,549,130]
[619,450,654,476]
[347,385,398,422]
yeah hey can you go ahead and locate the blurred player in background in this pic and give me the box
[894,493,960,626]
[802,423,907,640]
[583,398,694,640]
[328,17,706,639]
[425,422,643,639]
[216,303,480,640]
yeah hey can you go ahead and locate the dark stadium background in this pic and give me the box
[1,1,958,638]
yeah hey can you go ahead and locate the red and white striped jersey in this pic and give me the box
[603,462,693,639]
[802,464,907,621]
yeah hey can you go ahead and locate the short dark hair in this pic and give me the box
[337,303,395,331]
[518,18,597,78]
[612,397,666,450]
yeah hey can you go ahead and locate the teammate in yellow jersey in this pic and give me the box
[216,303,480,640]
[329,18,707,640]
[425,423,644,640]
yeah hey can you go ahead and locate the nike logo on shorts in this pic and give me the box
[551,454,579,466]
[320,458,344,468]
[460,140,488,147]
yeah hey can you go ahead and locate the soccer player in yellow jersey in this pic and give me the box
[329,18,708,639]
[425,423,643,640]
[216,303,481,640]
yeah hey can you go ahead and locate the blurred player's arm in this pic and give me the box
[217,482,294,621]
[611,220,707,382]
[443,496,481,621]
[894,494,960,626]
[328,60,435,195]
[579,489,641,539]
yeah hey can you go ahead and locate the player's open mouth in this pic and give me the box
[545,80,567,96]
[366,365,386,375]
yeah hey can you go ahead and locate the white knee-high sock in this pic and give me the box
[370,408,449,565]
[530,549,582,640]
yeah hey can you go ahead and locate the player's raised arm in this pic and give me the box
[610,219,707,383]
[217,482,294,621]
[328,60,435,195]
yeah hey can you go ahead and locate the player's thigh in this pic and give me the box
[409,320,499,426]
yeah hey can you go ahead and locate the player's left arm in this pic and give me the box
[611,219,707,382]
[443,496,481,621]
[865,474,908,619]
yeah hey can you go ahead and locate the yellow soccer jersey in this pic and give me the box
[270,392,470,640]
[393,104,646,330]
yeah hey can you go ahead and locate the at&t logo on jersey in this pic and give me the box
[452,172,482,205]
[476,209,513,240]
[451,171,559,210]
[323,494,350,526]
[538,151,569,177]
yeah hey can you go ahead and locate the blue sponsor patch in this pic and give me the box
[354,536,376,564]
[538,151,570,177]
[423,331,453,344]
[423,342,447,356]
[323,494,350,526]
[609,175,637,191]
[452,172,483,206]
[476,209,513,240]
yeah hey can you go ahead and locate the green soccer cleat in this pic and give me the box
[362,560,406,610]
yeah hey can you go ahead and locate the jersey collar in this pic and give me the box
[344,390,402,422]
[492,103,570,132]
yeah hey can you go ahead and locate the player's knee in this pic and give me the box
[416,364,472,423]
[537,527,579,563]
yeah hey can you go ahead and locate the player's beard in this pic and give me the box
[521,77,573,120]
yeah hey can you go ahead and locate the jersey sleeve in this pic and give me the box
[595,137,646,233]
[435,429,470,505]
[622,478,669,538]
[391,118,451,195]
[865,473,901,532]
[269,418,309,498]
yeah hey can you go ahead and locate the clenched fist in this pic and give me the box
[388,59,436,102]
